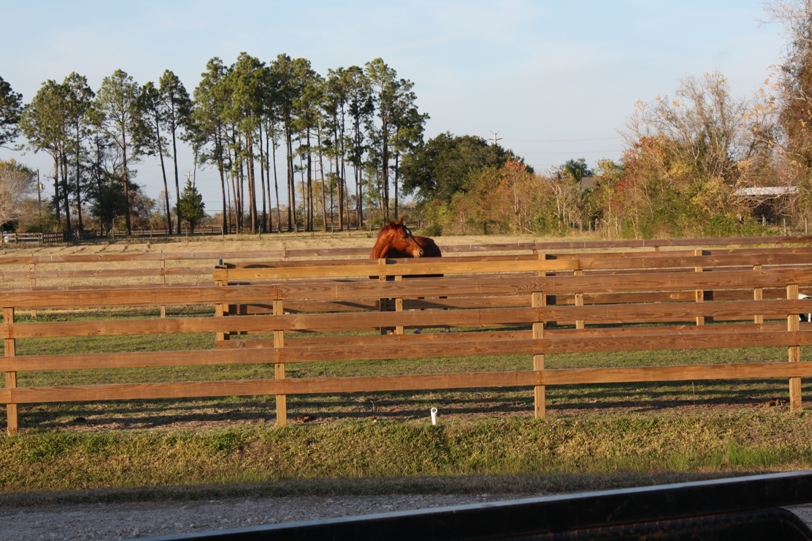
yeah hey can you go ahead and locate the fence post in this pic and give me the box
[754,265,763,324]
[378,258,391,335]
[788,284,802,411]
[29,263,37,319]
[214,263,229,342]
[160,259,167,318]
[695,249,706,326]
[4,307,18,434]
[395,274,404,335]
[532,253,547,418]
[574,268,584,330]
[274,299,287,426]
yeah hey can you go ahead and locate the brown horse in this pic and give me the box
[370,216,442,259]
[371,217,443,334]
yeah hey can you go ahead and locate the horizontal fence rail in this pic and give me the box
[1,235,811,293]
[1,244,812,433]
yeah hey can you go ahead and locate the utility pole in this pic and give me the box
[489,130,502,146]
[37,169,42,221]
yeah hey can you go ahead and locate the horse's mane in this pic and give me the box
[376,219,405,240]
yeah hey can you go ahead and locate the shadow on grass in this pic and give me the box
[7,379,807,431]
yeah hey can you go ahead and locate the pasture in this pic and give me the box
[3,232,812,498]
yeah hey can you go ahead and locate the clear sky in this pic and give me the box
[0,0,789,212]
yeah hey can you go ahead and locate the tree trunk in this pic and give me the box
[317,129,328,231]
[247,136,258,234]
[171,120,181,231]
[157,123,173,234]
[259,124,268,232]
[333,116,344,230]
[216,123,228,234]
[122,126,132,235]
[394,152,399,219]
[298,147,308,231]
[355,127,364,229]
[381,115,389,222]
[306,129,313,231]
[60,152,72,236]
[287,127,297,232]
[272,133,281,232]
[75,125,83,233]
[52,155,60,226]
[342,151,349,229]
[229,149,239,234]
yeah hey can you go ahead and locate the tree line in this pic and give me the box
[4,2,812,240]
[395,2,812,239]
[0,54,427,236]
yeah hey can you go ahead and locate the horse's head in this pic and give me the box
[371,216,424,258]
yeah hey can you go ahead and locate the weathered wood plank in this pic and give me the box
[5,327,807,372]
[238,290,796,314]
[212,259,582,281]
[216,330,530,349]
[269,269,812,301]
[223,329,812,364]
[0,235,810,269]
[3,249,811,287]
[0,349,276,372]
[538,362,812,385]
[538,299,812,324]
[3,268,812,309]
[580,252,812,271]
[0,284,281,309]
[3,361,812,405]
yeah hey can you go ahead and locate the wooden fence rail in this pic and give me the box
[2,250,812,433]
[1,233,811,266]
[0,235,811,293]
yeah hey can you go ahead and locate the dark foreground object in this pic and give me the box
[137,472,812,541]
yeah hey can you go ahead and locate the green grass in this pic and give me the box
[1,411,811,495]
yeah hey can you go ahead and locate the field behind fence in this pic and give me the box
[1,235,812,434]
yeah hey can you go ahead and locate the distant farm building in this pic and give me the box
[734,186,799,224]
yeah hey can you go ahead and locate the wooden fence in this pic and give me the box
[1,234,812,290]
[1,232,67,245]
[1,227,234,245]
[1,247,812,433]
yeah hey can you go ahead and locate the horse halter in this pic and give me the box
[400,227,424,256]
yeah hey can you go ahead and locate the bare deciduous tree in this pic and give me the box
[624,72,757,186]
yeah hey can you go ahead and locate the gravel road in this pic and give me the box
[0,493,527,541]
[4,496,812,541]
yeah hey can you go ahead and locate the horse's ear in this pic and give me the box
[397,215,404,225]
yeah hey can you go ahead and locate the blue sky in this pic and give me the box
[0,0,788,211]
